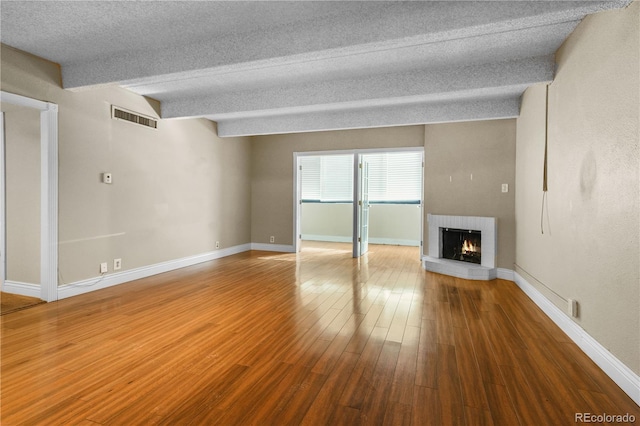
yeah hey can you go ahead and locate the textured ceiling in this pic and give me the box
[0,1,633,136]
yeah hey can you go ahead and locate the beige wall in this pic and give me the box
[2,104,41,284]
[301,203,352,240]
[424,119,517,269]
[1,45,252,284]
[301,203,421,245]
[370,204,421,245]
[251,126,425,245]
[516,2,639,374]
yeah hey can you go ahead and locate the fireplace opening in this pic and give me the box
[441,228,481,264]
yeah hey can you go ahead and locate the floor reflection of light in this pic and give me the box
[257,254,297,262]
[264,241,422,344]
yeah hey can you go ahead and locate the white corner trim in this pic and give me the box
[514,272,640,406]
[3,280,41,298]
[41,102,59,303]
[497,268,515,281]
[250,243,295,253]
[58,243,251,300]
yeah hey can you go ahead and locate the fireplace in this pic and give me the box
[441,228,481,264]
[423,214,497,280]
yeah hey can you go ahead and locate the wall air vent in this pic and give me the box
[111,106,158,129]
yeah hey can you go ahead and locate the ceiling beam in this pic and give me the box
[162,56,553,120]
[216,96,521,137]
[61,1,625,90]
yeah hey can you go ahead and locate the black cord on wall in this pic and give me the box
[541,83,550,234]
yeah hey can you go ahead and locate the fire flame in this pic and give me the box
[462,239,478,254]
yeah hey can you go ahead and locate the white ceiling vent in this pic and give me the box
[112,106,158,129]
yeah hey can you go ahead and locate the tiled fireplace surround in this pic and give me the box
[422,214,498,280]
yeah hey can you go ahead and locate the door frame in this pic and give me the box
[354,154,371,258]
[294,150,355,254]
[1,91,59,302]
[293,147,424,258]
[0,113,5,291]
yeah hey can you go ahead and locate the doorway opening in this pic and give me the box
[1,91,58,302]
[294,148,424,259]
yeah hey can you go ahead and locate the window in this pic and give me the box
[300,155,353,202]
[300,151,423,204]
[363,151,422,203]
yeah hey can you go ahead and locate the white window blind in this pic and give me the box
[300,155,353,202]
[363,151,423,203]
[300,156,321,200]
[300,151,422,203]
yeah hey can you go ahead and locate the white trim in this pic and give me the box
[353,153,362,258]
[293,153,301,253]
[3,280,40,298]
[369,237,420,247]
[514,272,640,406]
[1,91,58,302]
[302,234,352,243]
[0,113,5,292]
[302,235,420,246]
[250,243,295,253]
[41,103,58,302]
[497,268,515,281]
[58,243,251,299]
[420,159,424,259]
[0,92,49,110]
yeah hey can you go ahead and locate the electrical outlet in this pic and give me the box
[114,258,122,270]
[102,172,112,184]
[215,241,220,249]
[568,299,578,318]
[100,262,108,274]
[269,236,275,243]
[502,183,509,193]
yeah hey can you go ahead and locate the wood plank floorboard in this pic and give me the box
[1,241,638,424]
[0,292,45,316]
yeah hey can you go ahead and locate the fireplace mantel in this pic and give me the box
[423,214,497,280]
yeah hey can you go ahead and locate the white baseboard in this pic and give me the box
[3,280,40,298]
[302,234,420,246]
[33,242,297,301]
[250,243,295,253]
[302,234,351,243]
[369,237,420,247]
[514,272,640,406]
[58,243,252,300]
[497,268,515,281]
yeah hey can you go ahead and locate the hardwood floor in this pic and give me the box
[0,292,45,316]
[1,242,638,425]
